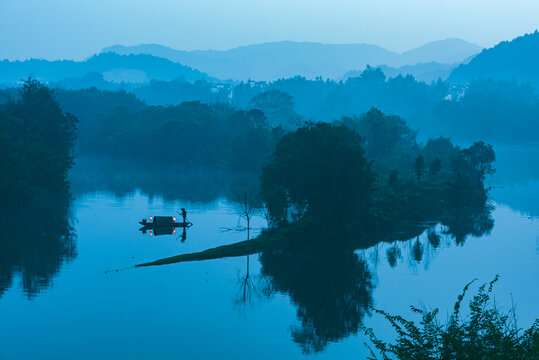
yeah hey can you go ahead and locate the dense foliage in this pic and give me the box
[0,79,77,202]
[365,276,539,360]
[233,67,447,131]
[69,65,536,144]
[55,88,283,170]
[432,79,539,143]
[261,110,495,239]
[0,52,210,86]
[5,59,539,145]
[248,89,302,129]
[261,122,374,227]
[450,31,539,88]
[337,108,418,175]
[4,32,539,145]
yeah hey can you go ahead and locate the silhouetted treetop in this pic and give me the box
[261,122,374,228]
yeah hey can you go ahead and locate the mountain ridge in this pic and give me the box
[449,31,539,88]
[103,39,481,81]
[0,52,211,86]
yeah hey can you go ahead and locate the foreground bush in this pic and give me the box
[365,276,538,360]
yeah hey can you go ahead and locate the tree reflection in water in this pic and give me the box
[129,198,495,354]
[234,255,256,308]
[126,173,496,354]
[412,238,424,262]
[0,193,76,298]
[255,202,494,354]
[443,203,494,245]
[234,255,274,310]
[259,239,374,354]
[382,203,494,270]
[386,244,402,268]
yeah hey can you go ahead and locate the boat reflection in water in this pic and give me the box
[139,215,192,242]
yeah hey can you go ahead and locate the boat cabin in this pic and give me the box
[141,216,177,226]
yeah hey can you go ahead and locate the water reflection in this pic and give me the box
[127,181,496,354]
[378,203,494,270]
[70,155,260,203]
[231,195,271,310]
[234,255,273,309]
[139,226,188,242]
[0,193,75,298]
[260,240,374,354]
[256,201,494,354]
[386,244,401,268]
[489,145,539,217]
[442,203,494,245]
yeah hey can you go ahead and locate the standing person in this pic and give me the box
[180,208,187,223]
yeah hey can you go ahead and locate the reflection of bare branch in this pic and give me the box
[234,256,256,308]
[231,188,268,311]
[220,225,263,233]
[219,226,242,233]
[234,255,274,310]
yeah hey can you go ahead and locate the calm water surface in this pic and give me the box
[0,148,537,359]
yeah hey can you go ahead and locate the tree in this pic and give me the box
[423,137,459,161]
[360,65,386,83]
[249,89,301,129]
[0,78,77,199]
[429,157,442,178]
[414,155,425,181]
[340,108,417,160]
[462,141,496,180]
[234,188,260,240]
[261,122,373,228]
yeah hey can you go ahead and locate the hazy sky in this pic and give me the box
[1,0,538,60]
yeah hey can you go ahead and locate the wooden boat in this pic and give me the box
[139,216,193,228]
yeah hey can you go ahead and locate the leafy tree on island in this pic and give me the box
[261,122,374,230]
[462,141,496,180]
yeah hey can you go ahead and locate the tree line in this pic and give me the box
[41,64,539,144]
[261,109,495,239]
[0,78,77,202]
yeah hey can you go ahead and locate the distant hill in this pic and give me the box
[0,53,211,86]
[344,62,458,83]
[399,38,480,64]
[104,39,481,81]
[449,31,539,88]
[104,42,396,80]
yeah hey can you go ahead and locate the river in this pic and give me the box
[0,146,537,359]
